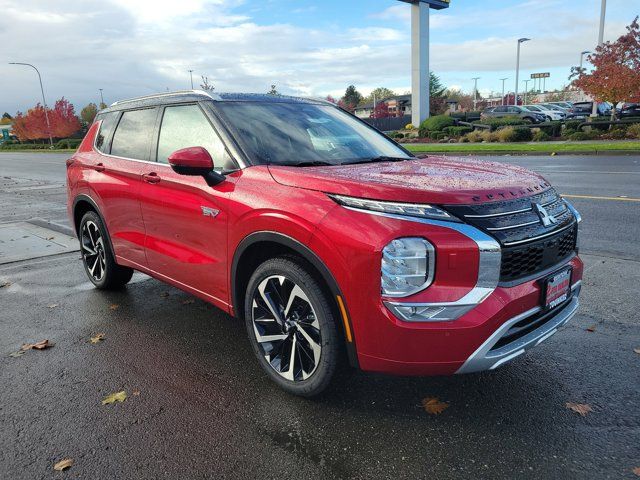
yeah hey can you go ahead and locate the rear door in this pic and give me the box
[493,106,508,118]
[138,103,237,306]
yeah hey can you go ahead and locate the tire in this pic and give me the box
[244,256,341,397]
[79,211,133,289]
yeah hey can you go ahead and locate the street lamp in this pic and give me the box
[500,78,508,105]
[579,50,591,71]
[99,88,105,107]
[9,62,54,148]
[523,79,531,105]
[514,38,531,106]
[188,69,194,90]
[472,77,480,110]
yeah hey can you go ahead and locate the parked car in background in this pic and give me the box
[523,105,565,121]
[481,105,546,123]
[618,103,640,119]
[546,102,573,110]
[67,90,583,396]
[569,102,612,119]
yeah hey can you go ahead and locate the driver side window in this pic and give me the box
[157,104,235,170]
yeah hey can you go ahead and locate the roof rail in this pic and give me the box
[110,89,222,107]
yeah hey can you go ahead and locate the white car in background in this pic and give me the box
[523,105,565,121]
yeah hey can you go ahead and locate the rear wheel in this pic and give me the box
[244,257,341,397]
[79,211,133,289]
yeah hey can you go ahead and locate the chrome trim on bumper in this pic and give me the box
[456,282,581,374]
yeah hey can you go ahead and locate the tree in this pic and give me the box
[80,103,98,126]
[444,88,474,111]
[430,72,446,99]
[340,85,363,112]
[99,102,108,110]
[363,87,396,105]
[267,84,279,95]
[50,98,81,138]
[571,17,640,120]
[325,95,337,104]
[200,76,215,91]
[12,98,80,142]
[371,101,390,119]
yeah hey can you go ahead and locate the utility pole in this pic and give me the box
[523,80,531,104]
[514,38,530,105]
[9,62,53,148]
[99,88,104,106]
[472,77,480,110]
[591,0,606,118]
[188,69,194,90]
[500,78,508,105]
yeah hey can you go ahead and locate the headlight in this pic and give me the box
[381,238,435,297]
[329,194,458,222]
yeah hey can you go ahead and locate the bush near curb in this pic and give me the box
[443,126,473,137]
[418,115,455,137]
[0,143,50,150]
[496,126,532,143]
[533,130,550,142]
[628,123,640,139]
[475,116,529,131]
[538,121,562,137]
[55,139,82,149]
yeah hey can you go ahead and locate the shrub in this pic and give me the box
[564,120,583,131]
[538,121,562,137]
[443,126,473,137]
[405,123,415,130]
[477,116,528,131]
[55,138,82,149]
[533,130,550,142]
[427,131,447,140]
[464,130,485,143]
[601,128,627,140]
[569,131,597,141]
[496,126,533,143]
[627,123,640,139]
[419,115,455,133]
[0,143,50,150]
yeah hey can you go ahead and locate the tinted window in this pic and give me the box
[493,106,507,113]
[157,104,234,170]
[95,111,119,153]
[110,108,157,160]
[507,106,521,113]
[214,102,411,166]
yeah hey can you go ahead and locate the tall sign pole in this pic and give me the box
[399,1,450,127]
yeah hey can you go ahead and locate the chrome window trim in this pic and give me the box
[110,89,222,107]
[342,207,501,322]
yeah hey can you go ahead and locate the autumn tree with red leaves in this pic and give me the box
[371,101,391,119]
[12,98,80,142]
[572,17,640,120]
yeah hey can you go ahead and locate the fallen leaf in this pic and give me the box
[586,325,596,332]
[550,152,557,156]
[9,351,25,358]
[0,281,11,288]
[21,339,53,351]
[632,467,640,477]
[566,402,593,416]
[46,236,55,240]
[109,304,119,311]
[132,389,141,396]
[53,458,73,471]
[634,348,640,355]
[160,292,170,298]
[182,299,195,305]
[102,390,127,405]
[422,397,449,415]
[90,333,105,344]
[48,303,58,309]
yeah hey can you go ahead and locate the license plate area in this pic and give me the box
[541,267,572,310]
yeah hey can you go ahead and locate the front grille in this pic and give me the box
[445,188,578,283]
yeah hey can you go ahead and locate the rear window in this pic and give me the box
[95,111,119,153]
[110,108,158,161]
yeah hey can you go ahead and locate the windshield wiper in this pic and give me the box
[341,156,409,166]
[279,161,334,167]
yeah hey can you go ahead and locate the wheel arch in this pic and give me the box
[231,231,359,368]
[72,194,116,255]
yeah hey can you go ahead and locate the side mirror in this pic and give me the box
[167,147,225,186]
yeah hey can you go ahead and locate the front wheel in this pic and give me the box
[244,256,341,397]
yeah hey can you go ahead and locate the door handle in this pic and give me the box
[94,163,105,172]
[143,172,161,184]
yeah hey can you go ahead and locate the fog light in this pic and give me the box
[381,237,435,297]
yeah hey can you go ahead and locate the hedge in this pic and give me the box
[0,143,51,150]
[443,126,473,137]
[55,138,82,149]
[475,116,528,131]
[538,121,562,137]
[419,115,455,135]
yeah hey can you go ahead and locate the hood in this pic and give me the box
[268,157,550,205]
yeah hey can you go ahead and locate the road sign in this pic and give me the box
[531,72,550,79]
[398,0,450,10]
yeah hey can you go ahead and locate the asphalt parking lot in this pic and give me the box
[1,152,639,479]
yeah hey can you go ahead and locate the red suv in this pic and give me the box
[67,91,582,396]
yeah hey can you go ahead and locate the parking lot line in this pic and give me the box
[563,194,640,202]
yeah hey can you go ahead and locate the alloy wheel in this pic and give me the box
[81,220,106,282]
[251,275,322,382]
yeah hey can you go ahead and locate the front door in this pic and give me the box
[138,103,236,307]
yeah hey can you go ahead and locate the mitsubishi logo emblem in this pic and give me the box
[533,203,557,227]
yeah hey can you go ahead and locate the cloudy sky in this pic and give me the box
[1,0,637,114]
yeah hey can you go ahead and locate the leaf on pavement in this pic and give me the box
[90,333,105,344]
[53,458,73,471]
[21,339,53,351]
[132,389,141,396]
[634,348,640,355]
[48,303,58,309]
[182,299,195,305]
[0,281,11,288]
[566,402,593,416]
[109,304,119,311]
[632,467,640,477]
[9,351,25,358]
[160,292,170,298]
[422,397,449,415]
[586,325,597,332]
[102,390,127,405]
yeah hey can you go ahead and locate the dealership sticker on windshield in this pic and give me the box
[542,268,572,310]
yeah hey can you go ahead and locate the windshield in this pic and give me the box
[214,101,412,166]
[525,106,541,112]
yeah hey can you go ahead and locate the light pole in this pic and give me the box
[523,79,531,105]
[579,50,591,71]
[188,69,194,89]
[592,0,606,118]
[500,78,508,105]
[472,77,480,110]
[99,88,104,107]
[514,38,530,106]
[9,62,53,148]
